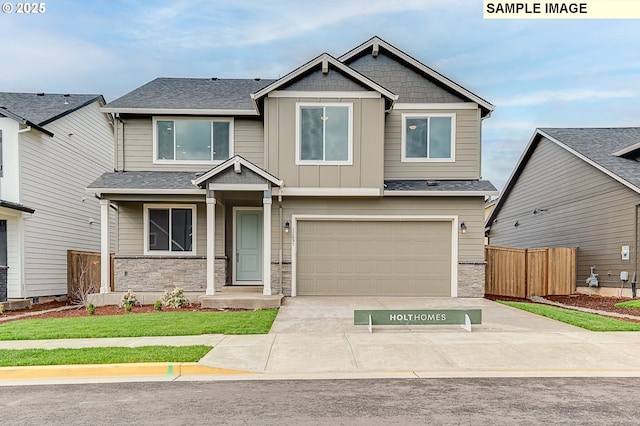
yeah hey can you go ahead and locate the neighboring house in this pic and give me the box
[0,92,114,300]
[486,127,640,297]
[483,198,497,245]
[89,36,497,299]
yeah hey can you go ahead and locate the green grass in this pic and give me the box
[615,300,640,309]
[499,301,640,331]
[0,345,212,367]
[0,309,278,341]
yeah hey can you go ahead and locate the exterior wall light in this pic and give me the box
[460,222,467,234]
[284,221,290,234]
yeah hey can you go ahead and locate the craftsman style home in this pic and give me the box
[486,127,640,297]
[88,37,497,300]
[0,92,113,300]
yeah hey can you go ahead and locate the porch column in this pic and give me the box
[99,199,110,293]
[262,191,272,295]
[206,196,216,295]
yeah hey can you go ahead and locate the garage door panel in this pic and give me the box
[297,220,452,296]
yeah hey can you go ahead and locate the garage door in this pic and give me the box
[296,220,452,296]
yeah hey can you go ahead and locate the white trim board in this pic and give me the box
[269,91,382,99]
[290,214,458,297]
[102,107,259,116]
[274,187,381,197]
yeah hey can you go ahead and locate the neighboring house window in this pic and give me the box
[154,118,233,163]
[144,205,196,255]
[296,103,352,165]
[401,113,455,162]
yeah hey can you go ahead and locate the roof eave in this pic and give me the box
[101,107,260,116]
[384,190,499,197]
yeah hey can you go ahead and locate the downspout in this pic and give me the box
[278,191,283,295]
[634,204,640,297]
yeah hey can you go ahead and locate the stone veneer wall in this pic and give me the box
[457,262,486,298]
[270,262,291,296]
[114,257,226,293]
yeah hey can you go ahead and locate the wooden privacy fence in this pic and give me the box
[485,245,576,297]
[67,250,113,301]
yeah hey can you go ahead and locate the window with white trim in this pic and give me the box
[155,118,233,163]
[144,205,196,255]
[401,113,455,162]
[296,103,352,164]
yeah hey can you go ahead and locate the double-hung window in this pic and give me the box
[296,103,352,165]
[155,118,233,163]
[401,113,455,162]
[144,205,196,255]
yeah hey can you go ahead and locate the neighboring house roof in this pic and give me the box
[384,179,498,196]
[250,53,398,109]
[486,127,640,229]
[338,36,495,118]
[102,78,276,115]
[0,199,35,214]
[0,92,105,127]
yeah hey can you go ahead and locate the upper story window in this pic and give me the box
[154,118,233,163]
[401,113,455,162]
[296,103,352,165]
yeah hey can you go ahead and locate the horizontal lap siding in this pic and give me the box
[20,102,114,296]
[384,108,481,179]
[121,117,264,171]
[117,202,224,256]
[489,137,640,288]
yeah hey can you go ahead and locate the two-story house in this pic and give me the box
[88,37,496,301]
[0,92,114,301]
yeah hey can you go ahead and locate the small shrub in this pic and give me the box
[125,303,132,312]
[120,289,139,308]
[87,303,95,315]
[0,304,4,315]
[154,300,163,311]
[161,287,191,309]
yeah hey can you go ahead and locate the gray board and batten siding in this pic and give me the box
[488,136,640,290]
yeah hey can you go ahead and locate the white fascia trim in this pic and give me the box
[87,188,205,195]
[384,190,499,197]
[290,214,458,297]
[394,103,478,110]
[269,91,381,99]
[209,183,268,191]
[101,107,259,116]
[275,187,381,197]
[539,129,640,195]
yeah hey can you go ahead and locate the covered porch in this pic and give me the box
[88,156,285,308]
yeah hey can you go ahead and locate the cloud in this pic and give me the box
[496,89,636,107]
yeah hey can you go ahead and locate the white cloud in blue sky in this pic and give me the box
[1,0,639,190]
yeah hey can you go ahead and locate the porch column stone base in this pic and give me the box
[457,261,486,298]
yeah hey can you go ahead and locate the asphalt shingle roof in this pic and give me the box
[106,78,276,111]
[88,171,201,191]
[384,179,497,193]
[539,128,640,190]
[0,92,102,125]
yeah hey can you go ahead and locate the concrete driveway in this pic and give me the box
[269,296,585,334]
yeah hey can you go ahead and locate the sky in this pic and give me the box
[1,0,639,191]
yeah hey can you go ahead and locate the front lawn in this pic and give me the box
[0,345,212,366]
[0,309,278,340]
[615,300,640,309]
[500,301,640,331]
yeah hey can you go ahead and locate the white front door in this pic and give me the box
[233,208,263,284]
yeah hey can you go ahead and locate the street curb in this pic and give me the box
[0,363,255,381]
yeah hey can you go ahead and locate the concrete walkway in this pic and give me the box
[2,297,640,383]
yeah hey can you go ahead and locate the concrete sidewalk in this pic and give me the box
[2,298,640,383]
